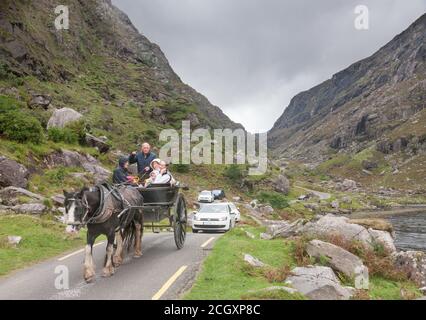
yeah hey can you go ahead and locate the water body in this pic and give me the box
[386,211,426,252]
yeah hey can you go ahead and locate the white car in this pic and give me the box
[198,190,214,203]
[228,202,241,222]
[192,203,236,233]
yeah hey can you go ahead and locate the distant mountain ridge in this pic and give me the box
[268,13,426,162]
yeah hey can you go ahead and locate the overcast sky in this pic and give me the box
[112,0,426,133]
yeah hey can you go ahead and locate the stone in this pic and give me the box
[331,201,339,209]
[44,149,111,183]
[260,233,273,240]
[85,133,110,153]
[341,196,352,204]
[7,235,22,246]
[393,251,426,287]
[243,254,266,268]
[28,94,52,109]
[350,218,393,233]
[0,186,45,206]
[250,286,299,295]
[232,196,241,202]
[12,203,46,214]
[304,203,319,211]
[51,194,65,206]
[337,179,357,191]
[151,107,167,124]
[285,266,353,300]
[258,205,274,214]
[268,219,305,238]
[306,239,367,278]
[249,199,259,209]
[4,40,27,61]
[47,107,83,129]
[368,229,396,253]
[272,174,290,195]
[0,156,29,188]
[301,215,373,247]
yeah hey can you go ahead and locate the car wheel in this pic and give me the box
[193,229,199,233]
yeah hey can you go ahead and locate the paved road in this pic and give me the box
[0,232,221,300]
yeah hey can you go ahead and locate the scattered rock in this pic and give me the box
[7,235,22,246]
[304,203,319,211]
[336,179,357,191]
[28,94,51,109]
[258,205,274,215]
[368,229,396,253]
[0,186,45,206]
[393,251,426,287]
[85,133,110,153]
[341,196,352,204]
[232,196,242,202]
[0,156,29,189]
[330,200,339,209]
[362,160,378,170]
[243,254,266,268]
[187,113,200,127]
[260,233,273,240]
[249,199,259,209]
[301,215,373,247]
[267,219,305,239]
[285,266,354,300]
[350,218,393,233]
[47,107,83,128]
[51,194,65,206]
[12,203,46,214]
[151,107,167,124]
[272,175,290,195]
[250,286,299,295]
[306,239,368,279]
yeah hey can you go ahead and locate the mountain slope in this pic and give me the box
[268,13,426,163]
[0,0,242,151]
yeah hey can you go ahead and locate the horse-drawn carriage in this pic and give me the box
[63,182,188,282]
[135,183,188,249]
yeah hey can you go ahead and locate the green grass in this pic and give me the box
[0,215,87,276]
[368,277,421,300]
[184,226,301,300]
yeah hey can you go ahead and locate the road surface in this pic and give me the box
[0,232,221,300]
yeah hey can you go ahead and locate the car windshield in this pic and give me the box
[199,204,228,214]
[200,191,211,196]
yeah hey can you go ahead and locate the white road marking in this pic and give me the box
[152,265,188,300]
[201,236,215,248]
[57,241,105,261]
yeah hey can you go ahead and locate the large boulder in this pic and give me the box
[301,215,373,246]
[243,254,266,268]
[272,174,290,195]
[285,266,354,300]
[0,187,45,206]
[267,219,305,238]
[306,239,368,279]
[393,251,426,287]
[368,229,397,253]
[350,218,393,233]
[47,107,83,129]
[0,156,29,188]
[44,149,111,183]
[85,133,110,154]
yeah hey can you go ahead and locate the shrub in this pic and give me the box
[47,127,78,144]
[224,164,243,182]
[257,191,289,209]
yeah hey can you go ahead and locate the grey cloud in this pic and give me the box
[112,0,426,132]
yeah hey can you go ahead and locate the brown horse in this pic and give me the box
[63,185,144,282]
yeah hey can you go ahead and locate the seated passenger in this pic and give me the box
[144,159,176,186]
[112,156,136,184]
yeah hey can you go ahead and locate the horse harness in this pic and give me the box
[80,184,135,226]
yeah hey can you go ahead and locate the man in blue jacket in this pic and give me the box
[129,142,157,177]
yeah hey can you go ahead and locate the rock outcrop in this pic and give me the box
[0,156,29,189]
[47,108,83,129]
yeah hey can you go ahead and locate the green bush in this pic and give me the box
[257,191,289,209]
[224,164,243,182]
[47,127,78,144]
[0,96,44,144]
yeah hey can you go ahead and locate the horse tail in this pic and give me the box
[122,216,136,253]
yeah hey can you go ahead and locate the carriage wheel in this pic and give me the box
[173,194,187,249]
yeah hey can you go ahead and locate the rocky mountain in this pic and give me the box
[268,13,426,163]
[0,0,242,151]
